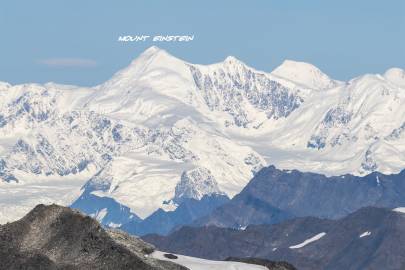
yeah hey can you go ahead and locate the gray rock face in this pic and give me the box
[0,204,188,270]
[189,60,303,127]
[197,165,405,228]
[307,106,352,149]
[144,207,405,270]
[0,159,17,183]
[174,167,224,204]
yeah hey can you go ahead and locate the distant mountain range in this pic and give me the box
[1,46,405,229]
[193,165,405,228]
[69,163,405,237]
[69,162,405,241]
[144,206,405,270]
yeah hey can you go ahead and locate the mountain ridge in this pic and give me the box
[144,206,405,270]
[1,46,404,224]
[193,165,405,228]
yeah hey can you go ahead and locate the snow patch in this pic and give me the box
[108,222,121,228]
[151,251,267,270]
[289,232,326,249]
[359,231,371,238]
[91,208,108,222]
[393,207,405,213]
[161,200,178,212]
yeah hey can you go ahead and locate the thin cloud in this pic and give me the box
[38,58,98,68]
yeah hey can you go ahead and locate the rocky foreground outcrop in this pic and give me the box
[0,204,187,270]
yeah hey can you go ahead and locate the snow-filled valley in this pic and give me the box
[1,46,405,224]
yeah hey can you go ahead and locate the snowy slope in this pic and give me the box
[384,68,405,88]
[271,60,342,90]
[0,173,91,224]
[1,46,404,223]
[247,72,405,175]
[151,251,267,270]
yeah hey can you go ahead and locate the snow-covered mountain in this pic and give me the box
[271,59,342,89]
[1,46,404,224]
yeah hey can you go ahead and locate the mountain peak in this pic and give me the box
[224,55,240,63]
[139,46,165,57]
[222,55,247,68]
[133,46,174,65]
[384,67,405,87]
[276,59,319,71]
[105,46,185,86]
[271,60,339,89]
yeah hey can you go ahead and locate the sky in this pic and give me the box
[0,0,404,86]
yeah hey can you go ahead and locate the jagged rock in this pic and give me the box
[174,167,224,204]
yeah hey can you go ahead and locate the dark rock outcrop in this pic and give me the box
[0,204,187,270]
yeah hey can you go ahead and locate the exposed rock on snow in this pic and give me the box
[174,167,224,204]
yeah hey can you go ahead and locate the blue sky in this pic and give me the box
[1,0,404,86]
